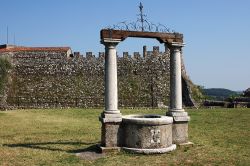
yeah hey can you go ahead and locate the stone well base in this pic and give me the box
[99,113,192,154]
[122,114,175,154]
[122,144,176,154]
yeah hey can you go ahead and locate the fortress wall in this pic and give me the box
[1,46,195,108]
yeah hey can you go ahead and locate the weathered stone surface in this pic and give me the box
[101,122,123,147]
[122,144,176,154]
[123,124,172,149]
[122,115,173,149]
[172,122,189,144]
[0,45,196,108]
[167,110,188,117]
[98,145,121,153]
[177,142,194,148]
[122,114,173,125]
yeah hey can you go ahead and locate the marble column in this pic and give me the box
[99,38,122,150]
[166,42,191,145]
[169,42,185,113]
[103,39,121,118]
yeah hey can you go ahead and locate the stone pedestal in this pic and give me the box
[100,120,122,147]
[167,111,190,144]
[166,42,191,145]
[172,122,188,144]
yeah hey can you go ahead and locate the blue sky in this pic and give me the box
[0,0,249,91]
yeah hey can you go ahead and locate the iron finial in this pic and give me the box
[139,2,144,32]
[105,3,175,33]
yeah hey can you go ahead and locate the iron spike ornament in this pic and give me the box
[106,2,175,33]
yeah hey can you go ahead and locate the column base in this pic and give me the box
[167,109,190,144]
[167,109,190,122]
[177,141,194,147]
[97,144,121,153]
[100,111,123,148]
[100,110,122,123]
[100,120,123,147]
[172,121,189,144]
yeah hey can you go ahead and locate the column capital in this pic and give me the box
[101,38,121,46]
[165,42,185,49]
[171,42,185,47]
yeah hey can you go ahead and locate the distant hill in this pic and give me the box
[203,88,241,101]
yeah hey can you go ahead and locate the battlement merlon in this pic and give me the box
[100,29,183,44]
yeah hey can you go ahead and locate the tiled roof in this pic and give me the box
[0,46,71,53]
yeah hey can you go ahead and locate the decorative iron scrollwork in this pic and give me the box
[106,2,175,33]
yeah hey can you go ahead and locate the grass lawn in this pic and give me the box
[0,108,249,166]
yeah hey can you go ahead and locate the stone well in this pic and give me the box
[99,29,192,153]
[122,114,176,154]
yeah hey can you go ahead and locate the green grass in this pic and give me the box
[0,108,249,165]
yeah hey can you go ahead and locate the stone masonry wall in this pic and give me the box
[1,47,195,108]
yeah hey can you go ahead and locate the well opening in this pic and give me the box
[126,114,161,118]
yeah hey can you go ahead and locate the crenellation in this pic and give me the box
[133,52,141,59]
[153,46,160,56]
[86,52,95,58]
[98,52,105,59]
[143,45,147,58]
[123,52,129,58]
[74,52,80,55]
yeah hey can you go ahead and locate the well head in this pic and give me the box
[122,114,173,125]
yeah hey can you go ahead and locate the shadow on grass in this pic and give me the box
[3,141,101,153]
